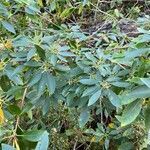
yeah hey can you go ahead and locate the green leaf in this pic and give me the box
[37,73,46,96]
[0,3,9,17]
[0,75,11,92]
[85,52,97,62]
[82,86,99,97]
[125,48,149,59]
[118,142,134,150]
[13,36,31,47]
[110,81,130,88]
[6,86,22,96]
[144,106,150,130]
[80,79,99,85]
[7,104,21,115]
[107,90,121,107]
[23,130,45,142]
[55,65,70,72]
[27,49,36,61]
[1,144,15,150]
[140,78,150,88]
[59,51,75,57]
[35,45,46,60]
[35,131,49,150]
[5,69,23,85]
[60,7,75,19]
[42,97,50,115]
[45,72,56,94]
[1,21,16,34]
[116,100,142,127]
[28,71,42,87]
[121,86,150,105]
[79,109,90,128]
[88,89,101,106]
[49,54,57,66]
[11,65,24,77]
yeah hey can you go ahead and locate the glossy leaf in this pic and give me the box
[37,74,46,96]
[27,49,36,61]
[23,130,45,142]
[88,89,101,106]
[1,21,16,34]
[107,90,121,107]
[140,78,150,88]
[35,131,49,150]
[28,71,42,87]
[82,86,99,97]
[121,86,150,105]
[80,79,99,85]
[116,100,142,126]
[45,72,56,94]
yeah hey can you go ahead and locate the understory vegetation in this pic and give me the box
[0,0,150,149]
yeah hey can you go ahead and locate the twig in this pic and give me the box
[73,139,78,150]
[76,142,86,150]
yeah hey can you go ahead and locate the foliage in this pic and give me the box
[0,0,150,149]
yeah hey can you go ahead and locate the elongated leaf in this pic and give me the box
[60,7,75,19]
[45,72,56,94]
[13,36,31,47]
[79,109,90,128]
[37,74,46,96]
[116,100,142,126]
[27,49,36,61]
[50,54,57,66]
[85,52,97,62]
[55,64,70,72]
[59,51,75,57]
[107,90,121,107]
[2,21,16,34]
[140,78,150,88]
[23,130,45,142]
[82,86,99,97]
[144,106,150,130]
[35,131,49,150]
[80,79,98,85]
[125,48,149,59]
[5,68,23,85]
[11,65,24,77]
[88,89,101,106]
[111,81,130,88]
[42,97,50,115]
[0,3,9,17]
[121,86,150,105]
[28,71,42,87]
